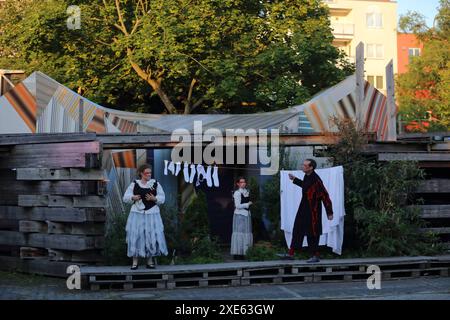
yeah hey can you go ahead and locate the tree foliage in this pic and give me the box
[0,0,353,113]
[397,0,450,131]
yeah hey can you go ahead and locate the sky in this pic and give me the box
[396,0,441,27]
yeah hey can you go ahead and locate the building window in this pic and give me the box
[367,44,384,59]
[366,6,383,28]
[408,48,421,63]
[367,76,384,90]
[376,76,384,90]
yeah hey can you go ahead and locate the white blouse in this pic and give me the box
[233,188,251,217]
[123,179,165,214]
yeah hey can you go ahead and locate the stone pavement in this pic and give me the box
[0,271,449,300]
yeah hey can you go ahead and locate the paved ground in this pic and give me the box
[1,271,449,300]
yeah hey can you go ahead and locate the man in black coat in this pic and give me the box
[286,159,333,263]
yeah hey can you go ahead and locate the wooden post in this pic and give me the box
[355,42,365,130]
[386,59,397,141]
[77,87,84,133]
[78,98,84,133]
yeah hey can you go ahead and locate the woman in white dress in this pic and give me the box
[230,177,253,258]
[123,164,168,269]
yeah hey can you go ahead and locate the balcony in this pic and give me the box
[331,23,354,41]
[323,0,352,16]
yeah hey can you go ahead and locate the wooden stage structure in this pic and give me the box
[0,132,449,288]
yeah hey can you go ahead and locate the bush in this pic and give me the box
[246,241,286,261]
[103,208,129,266]
[324,118,444,256]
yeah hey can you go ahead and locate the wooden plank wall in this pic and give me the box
[0,140,107,276]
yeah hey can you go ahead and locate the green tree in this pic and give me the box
[0,0,353,113]
[397,0,450,131]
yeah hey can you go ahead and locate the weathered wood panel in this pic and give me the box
[379,152,450,162]
[16,168,105,181]
[27,233,97,251]
[48,249,104,262]
[0,133,97,146]
[416,179,450,193]
[0,141,101,169]
[431,143,450,151]
[20,247,48,259]
[0,230,27,246]
[0,256,74,277]
[420,227,450,235]
[0,206,106,222]
[0,219,19,231]
[19,220,47,233]
[0,231,103,251]
[47,222,104,235]
[18,195,107,208]
[418,205,450,218]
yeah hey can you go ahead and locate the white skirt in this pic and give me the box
[230,213,253,255]
[125,210,168,258]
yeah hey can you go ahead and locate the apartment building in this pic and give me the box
[323,0,398,93]
[397,32,423,74]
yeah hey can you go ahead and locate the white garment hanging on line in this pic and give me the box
[164,160,169,176]
[168,161,175,175]
[212,165,219,187]
[183,162,190,182]
[174,162,181,176]
[280,166,345,255]
[165,161,220,187]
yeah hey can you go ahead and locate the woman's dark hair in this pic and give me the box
[235,176,246,185]
[234,176,246,190]
[137,164,152,178]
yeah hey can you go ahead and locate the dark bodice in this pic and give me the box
[133,180,158,210]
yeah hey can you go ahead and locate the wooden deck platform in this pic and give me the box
[80,255,450,290]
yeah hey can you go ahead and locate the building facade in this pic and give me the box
[397,32,423,74]
[323,0,398,93]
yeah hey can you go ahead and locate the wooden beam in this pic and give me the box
[355,42,365,130]
[16,168,105,181]
[417,205,450,218]
[431,143,450,151]
[0,230,27,246]
[20,247,47,259]
[47,222,104,235]
[0,219,19,231]
[385,59,397,141]
[362,143,429,154]
[379,153,450,162]
[0,133,97,146]
[48,249,104,263]
[0,231,100,250]
[27,233,97,251]
[420,227,450,235]
[0,141,101,169]
[18,195,107,208]
[19,220,47,233]
[0,206,106,222]
[416,179,450,193]
[97,133,341,149]
[0,256,74,277]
